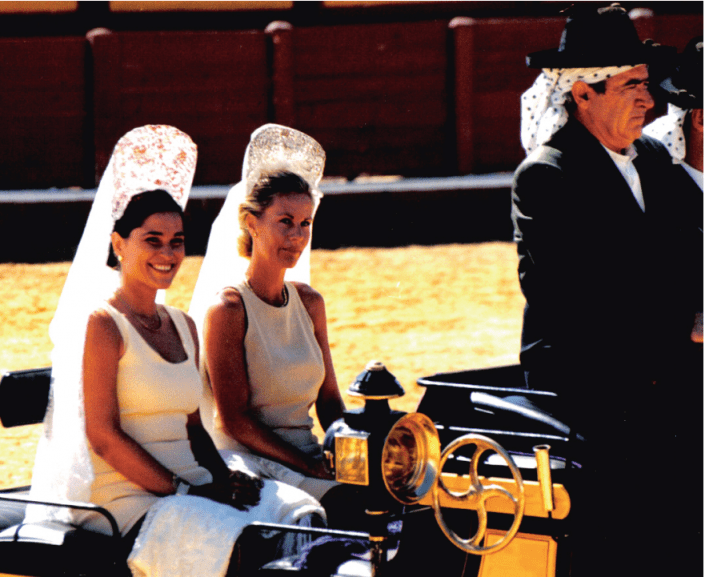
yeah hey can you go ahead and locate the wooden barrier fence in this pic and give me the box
[88,27,271,185]
[0,9,701,191]
[0,36,88,189]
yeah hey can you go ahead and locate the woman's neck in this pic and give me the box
[245,262,287,306]
[115,284,159,316]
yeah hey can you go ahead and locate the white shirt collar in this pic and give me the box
[602,144,645,211]
[603,143,638,164]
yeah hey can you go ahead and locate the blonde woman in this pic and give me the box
[190,125,359,526]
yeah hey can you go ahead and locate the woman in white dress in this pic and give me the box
[189,125,361,527]
[28,125,325,577]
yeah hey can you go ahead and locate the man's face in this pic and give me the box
[578,65,654,152]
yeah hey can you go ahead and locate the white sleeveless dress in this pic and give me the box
[82,304,324,577]
[202,281,339,501]
[86,303,212,535]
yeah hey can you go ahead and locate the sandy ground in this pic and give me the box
[0,242,524,490]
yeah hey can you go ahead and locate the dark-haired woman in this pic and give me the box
[28,126,324,577]
[189,125,349,518]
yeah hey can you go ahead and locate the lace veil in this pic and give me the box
[27,125,197,522]
[188,124,325,337]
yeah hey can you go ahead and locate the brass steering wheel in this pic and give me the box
[431,434,525,555]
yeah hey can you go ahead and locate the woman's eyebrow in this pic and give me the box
[141,230,185,236]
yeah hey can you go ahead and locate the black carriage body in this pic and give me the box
[416,365,579,479]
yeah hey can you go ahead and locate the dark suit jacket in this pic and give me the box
[671,162,704,303]
[511,118,695,428]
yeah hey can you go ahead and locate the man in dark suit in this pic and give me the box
[511,5,700,575]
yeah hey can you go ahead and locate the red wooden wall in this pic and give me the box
[0,9,702,191]
[0,37,87,189]
[451,16,566,174]
[287,20,451,179]
[89,28,270,186]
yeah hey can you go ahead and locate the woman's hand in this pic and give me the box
[304,456,335,480]
[227,470,264,511]
[190,470,264,512]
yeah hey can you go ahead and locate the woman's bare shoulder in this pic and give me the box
[215,287,245,309]
[205,287,247,326]
[291,281,322,301]
[84,306,123,353]
[86,306,120,334]
[291,282,325,315]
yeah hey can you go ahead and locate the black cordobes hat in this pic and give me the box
[527,3,663,69]
[657,36,703,110]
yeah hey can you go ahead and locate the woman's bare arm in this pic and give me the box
[294,283,345,433]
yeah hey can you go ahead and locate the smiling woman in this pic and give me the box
[110,192,187,331]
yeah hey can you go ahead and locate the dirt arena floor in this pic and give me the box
[0,242,524,490]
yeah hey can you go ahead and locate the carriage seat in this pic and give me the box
[0,367,129,576]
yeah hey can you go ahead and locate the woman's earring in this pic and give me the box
[117,255,123,262]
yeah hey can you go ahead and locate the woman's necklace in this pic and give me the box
[115,292,162,332]
[244,279,288,307]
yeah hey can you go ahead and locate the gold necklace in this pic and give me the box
[244,279,288,307]
[116,292,162,332]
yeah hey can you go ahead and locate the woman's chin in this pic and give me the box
[280,252,302,268]
[148,274,177,291]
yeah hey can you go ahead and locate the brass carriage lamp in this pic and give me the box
[348,360,406,398]
[327,361,408,506]
[324,361,440,567]
[327,360,440,504]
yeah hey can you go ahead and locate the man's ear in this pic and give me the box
[571,81,592,109]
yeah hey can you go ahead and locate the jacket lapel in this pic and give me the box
[556,120,648,219]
